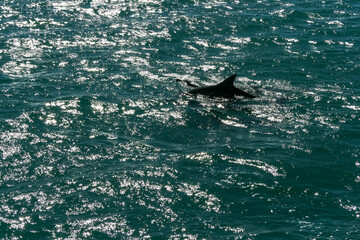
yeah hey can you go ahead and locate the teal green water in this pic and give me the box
[1,0,359,239]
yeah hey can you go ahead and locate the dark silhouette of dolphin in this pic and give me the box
[177,74,255,99]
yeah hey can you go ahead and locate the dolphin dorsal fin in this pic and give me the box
[218,74,237,88]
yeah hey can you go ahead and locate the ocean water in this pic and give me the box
[0,0,359,238]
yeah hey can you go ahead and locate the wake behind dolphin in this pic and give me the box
[177,74,256,99]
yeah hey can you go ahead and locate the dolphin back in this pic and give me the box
[188,74,255,99]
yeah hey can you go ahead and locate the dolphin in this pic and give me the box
[177,74,255,99]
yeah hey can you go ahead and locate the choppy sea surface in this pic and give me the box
[1,0,360,239]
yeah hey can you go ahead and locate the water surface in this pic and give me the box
[0,0,359,238]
